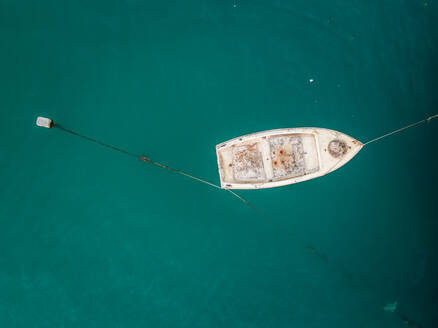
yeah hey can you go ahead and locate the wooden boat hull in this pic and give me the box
[216,128,363,189]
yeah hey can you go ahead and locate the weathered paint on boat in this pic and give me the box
[216,128,363,189]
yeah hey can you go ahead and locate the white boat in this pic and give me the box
[216,128,363,189]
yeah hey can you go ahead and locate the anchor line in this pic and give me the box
[52,123,269,219]
[138,155,222,190]
[227,190,271,220]
[54,124,139,158]
[363,113,438,146]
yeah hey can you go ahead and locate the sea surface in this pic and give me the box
[1,1,437,327]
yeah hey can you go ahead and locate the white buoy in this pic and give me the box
[36,116,53,128]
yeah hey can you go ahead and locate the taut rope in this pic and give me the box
[363,113,438,146]
[54,124,139,158]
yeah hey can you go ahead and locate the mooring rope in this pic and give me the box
[53,123,269,219]
[363,113,438,146]
[54,124,139,158]
[138,155,222,190]
[227,190,271,220]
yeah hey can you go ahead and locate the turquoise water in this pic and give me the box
[1,1,438,327]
